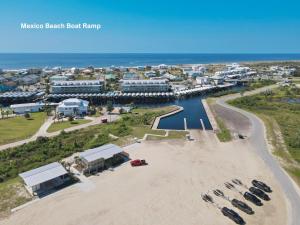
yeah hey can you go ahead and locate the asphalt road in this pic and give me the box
[216,87,300,225]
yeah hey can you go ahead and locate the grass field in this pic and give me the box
[146,130,188,140]
[0,112,47,145]
[131,126,166,139]
[228,85,300,185]
[215,117,232,142]
[0,178,32,218]
[47,119,92,133]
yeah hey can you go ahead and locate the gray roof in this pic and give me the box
[19,162,68,187]
[80,144,123,163]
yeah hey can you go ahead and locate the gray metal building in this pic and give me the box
[79,144,123,173]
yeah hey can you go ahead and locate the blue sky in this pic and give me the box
[0,0,299,53]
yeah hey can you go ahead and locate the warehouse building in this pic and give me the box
[79,144,124,174]
[19,162,69,195]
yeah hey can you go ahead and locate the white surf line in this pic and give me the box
[200,119,206,131]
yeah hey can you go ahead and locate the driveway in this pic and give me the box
[216,85,300,225]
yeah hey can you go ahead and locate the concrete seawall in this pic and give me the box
[152,105,184,130]
[202,99,218,131]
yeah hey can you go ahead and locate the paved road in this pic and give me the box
[216,85,300,225]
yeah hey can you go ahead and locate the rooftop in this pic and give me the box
[19,162,68,187]
[79,144,123,163]
[52,80,104,86]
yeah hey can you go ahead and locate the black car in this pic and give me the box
[249,187,271,201]
[252,180,272,193]
[232,199,254,215]
[243,192,263,206]
[238,134,245,139]
[221,207,245,225]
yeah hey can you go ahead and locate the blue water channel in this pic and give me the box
[156,96,213,130]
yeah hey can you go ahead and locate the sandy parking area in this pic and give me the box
[2,131,287,225]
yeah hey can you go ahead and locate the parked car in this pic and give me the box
[243,192,263,206]
[130,159,147,167]
[252,180,272,193]
[221,207,245,225]
[238,134,245,139]
[231,199,254,215]
[101,118,108,123]
[249,187,270,201]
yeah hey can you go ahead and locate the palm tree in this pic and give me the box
[0,107,3,119]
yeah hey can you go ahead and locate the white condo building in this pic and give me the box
[51,80,104,94]
[120,79,170,93]
[57,98,89,116]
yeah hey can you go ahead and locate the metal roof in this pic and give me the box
[79,144,123,163]
[19,162,68,187]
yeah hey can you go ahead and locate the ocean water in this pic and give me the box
[0,53,300,69]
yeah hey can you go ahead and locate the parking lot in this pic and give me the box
[1,132,287,225]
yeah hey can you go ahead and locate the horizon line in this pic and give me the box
[1,52,300,55]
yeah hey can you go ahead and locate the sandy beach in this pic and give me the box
[1,130,288,225]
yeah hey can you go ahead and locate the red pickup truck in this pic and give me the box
[130,159,147,167]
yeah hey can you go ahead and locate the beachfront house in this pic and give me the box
[120,79,170,93]
[19,162,69,195]
[51,80,104,94]
[78,144,124,174]
[57,98,89,116]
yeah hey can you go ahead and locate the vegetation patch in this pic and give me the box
[0,112,47,145]
[47,119,92,133]
[215,117,232,142]
[146,131,188,141]
[228,85,300,184]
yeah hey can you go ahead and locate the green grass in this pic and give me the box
[146,131,188,140]
[215,118,232,142]
[131,126,166,139]
[47,119,92,133]
[286,167,300,187]
[0,112,47,145]
[132,105,178,115]
[168,131,189,139]
[0,178,32,218]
